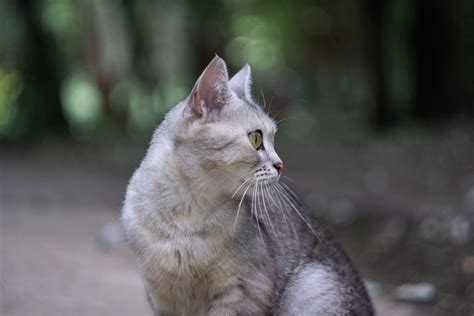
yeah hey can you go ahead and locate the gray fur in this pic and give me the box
[122,56,373,315]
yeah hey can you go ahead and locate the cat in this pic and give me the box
[122,56,374,315]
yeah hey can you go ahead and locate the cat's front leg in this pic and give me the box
[207,286,250,316]
[207,306,237,316]
[144,285,176,316]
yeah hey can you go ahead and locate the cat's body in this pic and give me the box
[122,56,373,315]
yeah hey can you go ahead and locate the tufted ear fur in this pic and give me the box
[189,55,230,117]
[229,64,252,101]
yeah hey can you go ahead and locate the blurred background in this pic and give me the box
[0,0,473,315]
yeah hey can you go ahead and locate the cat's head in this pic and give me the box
[165,56,283,199]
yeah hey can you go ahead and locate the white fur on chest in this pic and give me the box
[139,229,225,276]
[135,201,234,269]
[140,234,216,313]
[125,203,240,314]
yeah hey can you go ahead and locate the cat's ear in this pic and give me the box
[189,55,230,116]
[229,64,252,101]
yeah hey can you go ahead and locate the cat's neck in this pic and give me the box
[139,143,238,235]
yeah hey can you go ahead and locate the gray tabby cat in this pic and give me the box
[122,56,374,315]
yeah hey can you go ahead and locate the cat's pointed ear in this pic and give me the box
[189,55,230,116]
[229,64,252,100]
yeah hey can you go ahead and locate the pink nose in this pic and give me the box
[273,162,284,173]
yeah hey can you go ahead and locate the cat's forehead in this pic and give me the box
[232,99,276,133]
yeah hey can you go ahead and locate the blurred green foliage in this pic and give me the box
[0,0,472,144]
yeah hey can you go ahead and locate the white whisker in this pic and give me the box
[232,182,252,235]
[282,175,296,184]
[260,181,276,236]
[267,94,274,114]
[274,183,317,237]
[265,182,289,232]
[268,183,298,241]
[271,107,285,123]
[279,181,302,202]
[231,176,252,199]
[276,182,326,248]
[253,180,263,241]
[260,88,267,113]
[275,116,296,125]
[251,181,256,221]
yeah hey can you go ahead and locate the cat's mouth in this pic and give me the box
[259,173,281,185]
[253,166,280,184]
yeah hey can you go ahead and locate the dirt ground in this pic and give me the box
[1,135,473,315]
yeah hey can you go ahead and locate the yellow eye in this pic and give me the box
[248,130,263,149]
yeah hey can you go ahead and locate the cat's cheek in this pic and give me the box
[201,159,223,173]
[228,147,258,165]
[229,160,258,176]
[247,153,262,170]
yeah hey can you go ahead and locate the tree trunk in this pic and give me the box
[411,0,459,121]
[364,0,390,130]
[13,0,69,140]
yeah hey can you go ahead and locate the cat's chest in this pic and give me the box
[140,231,238,312]
[136,210,235,273]
[144,233,223,274]
[135,205,236,272]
